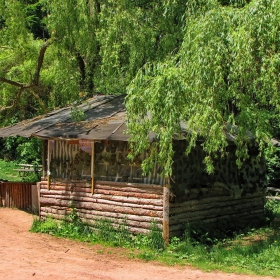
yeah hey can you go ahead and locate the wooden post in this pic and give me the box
[163,177,170,246]
[91,141,95,194]
[42,139,46,178]
[47,140,50,190]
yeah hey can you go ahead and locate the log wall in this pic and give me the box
[169,140,267,236]
[169,187,265,236]
[39,180,164,234]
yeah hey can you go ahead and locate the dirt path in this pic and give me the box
[0,208,278,280]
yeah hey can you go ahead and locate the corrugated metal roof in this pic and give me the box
[0,94,279,145]
[0,95,131,141]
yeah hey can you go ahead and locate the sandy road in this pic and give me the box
[0,208,278,280]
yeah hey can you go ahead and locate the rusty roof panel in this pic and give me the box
[0,95,127,140]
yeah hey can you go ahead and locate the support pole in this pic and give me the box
[91,141,95,194]
[42,140,46,178]
[163,177,170,246]
[47,140,50,190]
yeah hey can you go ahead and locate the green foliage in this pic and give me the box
[31,211,280,277]
[163,226,280,276]
[266,146,280,187]
[16,137,42,164]
[264,198,280,224]
[126,0,280,175]
[0,136,41,163]
[0,159,21,181]
[30,210,164,250]
[24,0,49,39]
[30,216,58,234]
[1,0,280,179]
[70,106,86,122]
[21,171,41,183]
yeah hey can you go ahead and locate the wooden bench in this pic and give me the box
[14,164,43,177]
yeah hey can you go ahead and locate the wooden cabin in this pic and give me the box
[0,94,267,241]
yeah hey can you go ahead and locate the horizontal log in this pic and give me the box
[170,197,264,215]
[169,212,265,229]
[40,206,163,225]
[40,189,163,205]
[40,185,162,199]
[41,186,91,193]
[95,182,163,195]
[40,212,151,234]
[40,194,163,210]
[266,196,280,201]
[267,187,280,193]
[78,214,162,230]
[94,189,162,199]
[40,197,162,217]
[173,187,265,202]
[40,180,163,194]
[97,181,163,192]
[40,188,163,200]
[170,194,264,214]
[41,205,68,211]
[78,208,162,223]
[40,212,65,220]
[39,210,160,230]
[169,201,264,225]
[169,210,265,232]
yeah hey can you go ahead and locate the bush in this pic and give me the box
[264,198,280,224]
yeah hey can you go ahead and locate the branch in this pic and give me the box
[0,46,13,50]
[0,87,24,113]
[29,88,48,113]
[0,39,54,113]
[0,77,29,88]
[33,39,53,85]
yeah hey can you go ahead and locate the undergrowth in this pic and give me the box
[30,203,280,277]
[0,159,21,181]
[30,208,164,252]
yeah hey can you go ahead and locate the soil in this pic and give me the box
[0,208,278,280]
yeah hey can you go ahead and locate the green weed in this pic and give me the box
[30,209,164,251]
[30,208,280,277]
[0,159,21,181]
[265,197,280,223]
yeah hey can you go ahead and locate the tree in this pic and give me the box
[126,0,280,176]
[0,0,279,177]
[0,0,80,124]
[0,0,186,123]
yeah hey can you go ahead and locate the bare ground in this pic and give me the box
[0,208,278,280]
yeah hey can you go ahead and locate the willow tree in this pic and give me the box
[0,0,186,124]
[44,0,186,93]
[0,0,81,125]
[126,0,280,176]
[1,0,279,176]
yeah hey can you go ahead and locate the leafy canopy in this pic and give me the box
[0,0,279,176]
[126,0,280,176]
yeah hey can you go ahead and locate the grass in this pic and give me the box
[30,203,280,277]
[0,159,39,182]
[0,159,21,181]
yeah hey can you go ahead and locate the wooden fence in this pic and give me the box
[0,181,38,212]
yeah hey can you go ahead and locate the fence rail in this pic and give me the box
[0,181,37,210]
